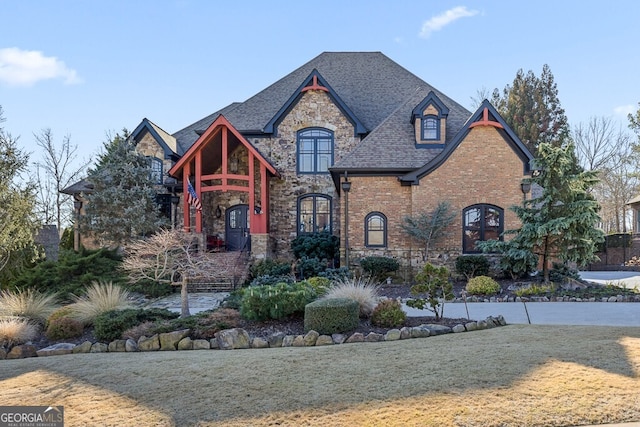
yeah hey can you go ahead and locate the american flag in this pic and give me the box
[187,181,202,212]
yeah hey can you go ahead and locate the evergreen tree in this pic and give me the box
[0,106,41,277]
[492,64,570,154]
[497,143,604,283]
[81,131,166,247]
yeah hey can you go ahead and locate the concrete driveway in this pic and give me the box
[403,271,640,327]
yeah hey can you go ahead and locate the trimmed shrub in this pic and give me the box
[317,267,351,281]
[455,255,490,280]
[466,275,500,295]
[549,262,581,283]
[239,282,317,321]
[371,299,407,328]
[323,277,379,318]
[0,317,39,348]
[94,308,178,342]
[45,317,84,340]
[0,289,59,324]
[250,259,292,279]
[304,298,359,334]
[291,232,339,262]
[249,274,295,288]
[359,256,400,282]
[295,256,327,279]
[69,280,132,325]
[304,276,331,297]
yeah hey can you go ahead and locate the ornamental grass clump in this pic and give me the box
[69,280,132,325]
[0,317,39,348]
[323,276,380,318]
[0,289,59,324]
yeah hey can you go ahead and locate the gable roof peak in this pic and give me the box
[262,68,367,136]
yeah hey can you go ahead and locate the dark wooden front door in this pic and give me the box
[225,204,250,251]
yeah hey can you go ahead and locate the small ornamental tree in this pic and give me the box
[401,201,456,261]
[122,229,244,317]
[406,263,453,320]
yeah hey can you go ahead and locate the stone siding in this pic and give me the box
[249,90,359,259]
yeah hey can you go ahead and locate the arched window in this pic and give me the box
[463,204,504,253]
[297,128,334,174]
[422,116,439,140]
[148,157,163,184]
[365,212,387,247]
[297,194,332,234]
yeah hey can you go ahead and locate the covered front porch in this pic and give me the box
[168,115,278,259]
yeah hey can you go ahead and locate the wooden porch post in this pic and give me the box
[183,163,191,232]
[195,151,202,233]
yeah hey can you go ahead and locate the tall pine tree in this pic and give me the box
[492,64,570,155]
[81,131,166,247]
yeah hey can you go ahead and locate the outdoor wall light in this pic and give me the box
[215,206,222,218]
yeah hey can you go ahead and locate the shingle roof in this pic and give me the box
[172,52,472,169]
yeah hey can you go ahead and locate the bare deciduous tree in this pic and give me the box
[122,229,245,317]
[573,116,629,171]
[33,128,90,235]
[573,116,638,233]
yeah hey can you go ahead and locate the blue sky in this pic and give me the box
[1,1,639,165]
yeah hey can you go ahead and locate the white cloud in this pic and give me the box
[419,6,479,39]
[0,47,81,87]
[613,104,635,118]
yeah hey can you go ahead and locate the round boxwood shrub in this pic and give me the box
[466,275,500,295]
[45,316,84,340]
[371,299,406,328]
[304,298,359,334]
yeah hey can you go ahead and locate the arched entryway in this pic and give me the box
[226,204,250,252]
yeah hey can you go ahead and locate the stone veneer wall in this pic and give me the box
[249,90,359,259]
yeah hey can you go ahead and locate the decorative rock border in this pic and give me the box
[2,315,508,359]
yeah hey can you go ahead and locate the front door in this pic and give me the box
[225,204,250,251]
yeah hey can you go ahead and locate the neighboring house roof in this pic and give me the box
[61,179,94,195]
[171,52,471,161]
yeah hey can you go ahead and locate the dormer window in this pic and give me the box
[412,91,449,146]
[422,116,439,140]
